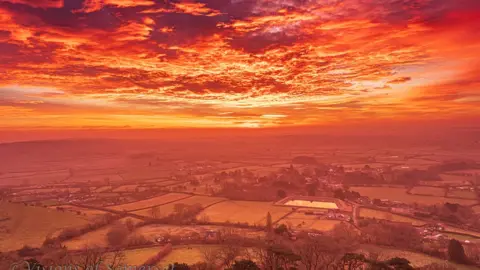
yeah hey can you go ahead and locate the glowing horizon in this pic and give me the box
[0,0,479,129]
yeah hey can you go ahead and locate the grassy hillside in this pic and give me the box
[0,201,90,251]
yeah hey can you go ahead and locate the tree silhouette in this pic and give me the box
[24,259,44,270]
[232,259,260,270]
[448,239,469,264]
[266,212,273,234]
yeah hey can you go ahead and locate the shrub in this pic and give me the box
[106,224,129,247]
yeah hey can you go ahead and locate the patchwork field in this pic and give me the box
[444,226,480,238]
[112,185,138,192]
[447,189,477,199]
[94,186,113,193]
[444,232,480,242]
[113,246,164,265]
[0,202,90,251]
[133,195,227,218]
[439,174,473,184]
[52,205,109,217]
[198,201,291,225]
[358,208,426,226]
[410,186,445,196]
[278,212,342,231]
[64,217,145,250]
[351,187,477,206]
[108,193,190,212]
[135,224,264,244]
[158,245,207,268]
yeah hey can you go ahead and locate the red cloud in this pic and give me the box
[0,0,479,128]
[0,0,63,8]
[388,77,412,84]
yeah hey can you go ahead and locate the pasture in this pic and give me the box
[444,232,480,243]
[108,193,190,212]
[351,187,477,206]
[358,208,426,226]
[135,224,265,243]
[112,185,138,192]
[409,186,445,197]
[0,202,89,251]
[115,246,164,265]
[447,189,477,200]
[439,174,473,185]
[198,201,291,225]
[94,186,113,193]
[133,195,226,218]
[54,205,109,217]
[63,217,144,250]
[158,245,207,268]
[278,212,342,231]
[444,226,480,238]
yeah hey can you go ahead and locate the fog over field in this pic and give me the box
[0,129,479,269]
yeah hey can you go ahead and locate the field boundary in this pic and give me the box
[123,194,195,212]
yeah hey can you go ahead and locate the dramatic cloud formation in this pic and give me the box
[0,0,479,129]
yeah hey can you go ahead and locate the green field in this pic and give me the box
[112,185,138,192]
[64,217,145,250]
[113,246,164,265]
[444,232,480,242]
[158,245,208,268]
[351,187,477,206]
[0,202,90,251]
[439,174,473,184]
[133,195,226,218]
[277,212,342,231]
[94,186,113,193]
[448,189,477,200]
[198,201,291,225]
[358,208,426,226]
[48,205,109,217]
[108,193,190,212]
[444,226,480,238]
[135,224,265,243]
[410,186,445,197]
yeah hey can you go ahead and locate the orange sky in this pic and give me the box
[0,0,479,130]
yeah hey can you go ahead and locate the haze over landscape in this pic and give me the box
[0,0,479,269]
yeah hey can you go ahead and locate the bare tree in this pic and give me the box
[106,250,126,269]
[218,244,244,268]
[200,246,221,269]
[151,206,160,218]
[295,235,346,270]
[71,245,106,270]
